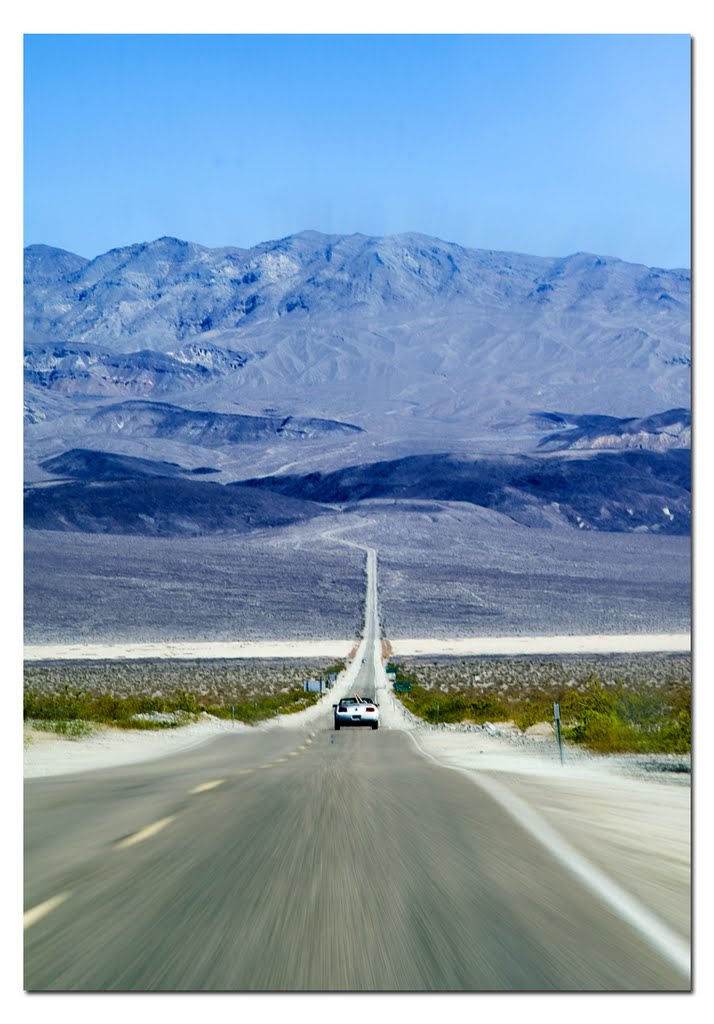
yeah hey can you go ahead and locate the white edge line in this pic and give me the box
[24,891,72,929]
[407,731,691,980]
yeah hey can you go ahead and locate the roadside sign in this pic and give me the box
[553,702,563,764]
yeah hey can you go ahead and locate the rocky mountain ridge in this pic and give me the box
[24,232,690,350]
[24,230,691,537]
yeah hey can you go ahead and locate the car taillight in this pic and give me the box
[366,707,375,712]
[338,707,346,713]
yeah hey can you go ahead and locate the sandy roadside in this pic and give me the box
[23,639,354,661]
[390,633,691,656]
[23,631,690,661]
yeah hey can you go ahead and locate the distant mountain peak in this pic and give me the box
[23,244,89,283]
[24,228,690,446]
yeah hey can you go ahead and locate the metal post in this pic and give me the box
[231,704,235,728]
[554,702,563,764]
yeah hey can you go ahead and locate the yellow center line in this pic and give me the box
[189,779,225,794]
[24,891,72,930]
[115,815,176,849]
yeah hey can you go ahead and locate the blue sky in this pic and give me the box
[24,33,691,267]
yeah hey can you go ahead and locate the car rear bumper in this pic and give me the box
[334,717,379,727]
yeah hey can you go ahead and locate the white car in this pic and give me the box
[333,694,379,730]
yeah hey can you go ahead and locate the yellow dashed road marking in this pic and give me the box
[24,891,72,930]
[115,815,176,849]
[189,779,225,794]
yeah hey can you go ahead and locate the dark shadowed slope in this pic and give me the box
[82,401,363,445]
[24,478,328,536]
[40,449,219,481]
[535,409,691,452]
[242,450,691,535]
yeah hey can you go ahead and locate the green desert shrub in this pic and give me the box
[564,677,691,753]
[513,699,552,731]
[24,659,337,726]
[323,659,347,677]
[30,719,95,738]
[392,659,691,754]
[200,704,234,721]
[399,684,508,724]
[204,688,320,725]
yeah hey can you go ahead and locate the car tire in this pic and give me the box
[335,723,341,731]
[372,723,378,730]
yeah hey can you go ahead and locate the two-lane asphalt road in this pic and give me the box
[24,721,689,991]
[24,546,690,991]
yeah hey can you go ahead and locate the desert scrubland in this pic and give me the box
[23,528,365,645]
[24,504,690,648]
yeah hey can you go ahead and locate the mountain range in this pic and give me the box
[24,231,691,537]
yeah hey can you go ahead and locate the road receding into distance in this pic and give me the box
[24,546,690,991]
